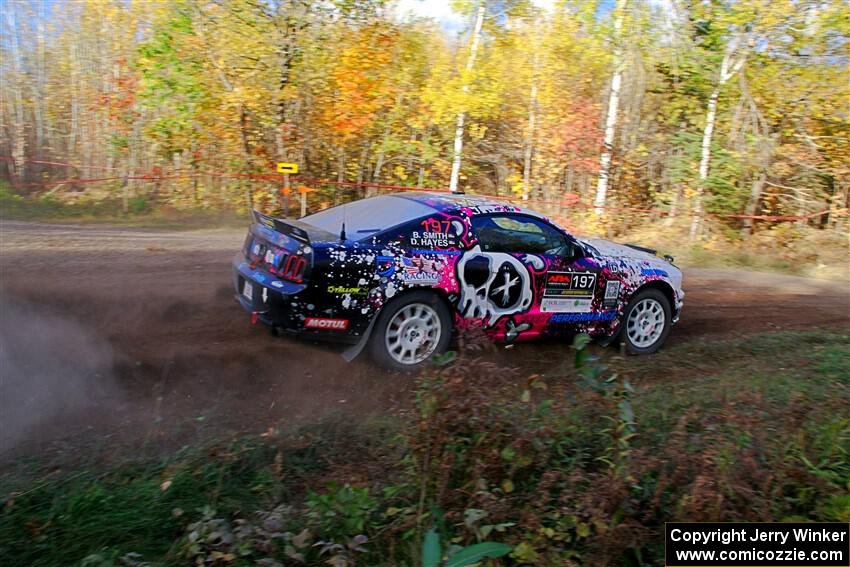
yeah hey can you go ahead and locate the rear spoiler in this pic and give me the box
[252,210,311,242]
[625,243,675,264]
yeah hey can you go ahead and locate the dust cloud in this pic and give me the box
[0,298,118,453]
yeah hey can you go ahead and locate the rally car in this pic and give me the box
[233,192,684,370]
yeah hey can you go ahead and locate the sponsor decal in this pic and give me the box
[521,254,546,271]
[304,317,349,330]
[550,312,617,323]
[375,255,396,277]
[456,246,534,326]
[420,218,452,233]
[504,317,532,343]
[603,280,621,308]
[327,285,365,295]
[410,218,458,248]
[271,281,285,288]
[544,271,597,298]
[464,203,520,215]
[410,249,461,256]
[641,267,669,278]
[540,297,592,313]
[400,256,444,285]
[264,248,279,265]
[606,260,624,274]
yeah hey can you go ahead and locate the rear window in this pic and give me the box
[300,195,436,240]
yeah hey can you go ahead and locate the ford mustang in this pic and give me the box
[233,192,684,370]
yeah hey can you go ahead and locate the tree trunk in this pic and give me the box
[372,146,386,188]
[448,3,485,193]
[417,128,431,188]
[522,50,539,201]
[372,90,403,188]
[371,124,393,195]
[689,85,720,237]
[690,33,750,239]
[35,17,46,165]
[741,171,766,237]
[69,40,80,178]
[334,147,345,204]
[239,105,253,209]
[6,5,26,183]
[356,143,370,196]
[593,0,628,213]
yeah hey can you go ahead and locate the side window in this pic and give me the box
[472,214,569,256]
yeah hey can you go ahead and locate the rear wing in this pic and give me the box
[252,210,313,243]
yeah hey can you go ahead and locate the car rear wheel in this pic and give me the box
[622,288,671,354]
[369,291,452,372]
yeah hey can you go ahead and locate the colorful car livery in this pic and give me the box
[233,192,684,370]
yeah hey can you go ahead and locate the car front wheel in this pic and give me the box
[369,291,452,371]
[622,288,671,354]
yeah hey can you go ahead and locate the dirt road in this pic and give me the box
[1,220,847,460]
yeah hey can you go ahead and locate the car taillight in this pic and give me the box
[281,255,307,282]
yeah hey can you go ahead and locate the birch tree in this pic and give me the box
[689,31,751,239]
[522,31,540,201]
[5,4,26,183]
[0,0,845,231]
[448,3,485,193]
[593,0,628,213]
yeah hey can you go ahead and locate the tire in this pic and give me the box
[621,288,671,355]
[369,290,452,372]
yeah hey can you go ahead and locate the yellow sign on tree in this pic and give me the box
[277,163,298,174]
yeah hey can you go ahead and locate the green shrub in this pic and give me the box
[306,482,378,539]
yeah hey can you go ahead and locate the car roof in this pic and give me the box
[299,192,549,240]
[391,191,546,219]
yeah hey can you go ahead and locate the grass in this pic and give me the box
[621,220,850,281]
[0,185,249,230]
[0,415,405,566]
[1,440,275,564]
[622,330,850,444]
[0,334,848,566]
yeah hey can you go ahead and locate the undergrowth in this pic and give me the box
[1,330,848,566]
[0,184,246,229]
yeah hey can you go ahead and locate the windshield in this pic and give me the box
[300,195,436,240]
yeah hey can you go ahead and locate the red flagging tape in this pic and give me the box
[1,156,845,221]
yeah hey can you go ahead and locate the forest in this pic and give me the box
[1,3,850,565]
[1,0,848,241]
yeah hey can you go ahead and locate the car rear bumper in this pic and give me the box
[232,256,358,344]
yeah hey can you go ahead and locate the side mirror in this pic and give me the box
[566,241,584,259]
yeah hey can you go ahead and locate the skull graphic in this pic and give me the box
[456,245,534,326]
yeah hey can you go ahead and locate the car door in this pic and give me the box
[463,213,599,339]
